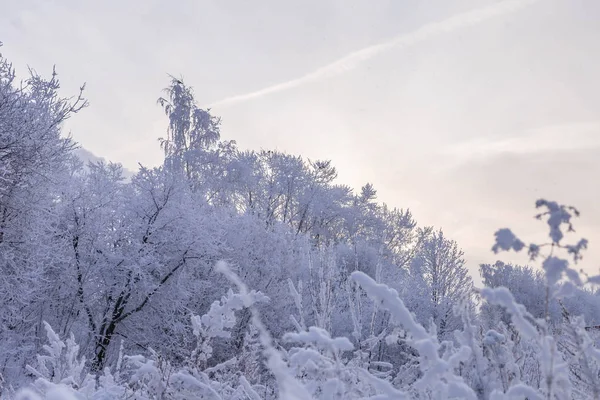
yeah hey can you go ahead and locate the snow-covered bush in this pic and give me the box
[3,47,600,400]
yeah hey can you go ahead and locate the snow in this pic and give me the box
[479,286,538,340]
[2,52,599,399]
[492,228,525,254]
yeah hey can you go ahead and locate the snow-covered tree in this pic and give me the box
[0,44,87,380]
[408,229,474,339]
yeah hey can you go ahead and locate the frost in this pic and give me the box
[2,48,600,399]
[535,199,578,244]
[543,257,569,286]
[566,238,588,262]
[483,330,505,346]
[283,327,354,352]
[480,287,538,340]
[351,271,477,400]
[491,383,545,400]
[492,228,525,253]
[587,274,600,285]
[44,386,78,400]
[528,243,541,260]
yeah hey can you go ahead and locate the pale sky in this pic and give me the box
[2,0,599,281]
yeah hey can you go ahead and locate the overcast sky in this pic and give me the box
[2,0,599,281]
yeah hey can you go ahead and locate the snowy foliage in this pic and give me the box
[2,49,600,399]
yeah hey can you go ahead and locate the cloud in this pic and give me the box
[207,0,540,108]
[441,122,600,163]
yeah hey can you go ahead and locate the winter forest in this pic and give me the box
[2,45,600,400]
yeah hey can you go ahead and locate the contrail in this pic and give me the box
[207,0,539,109]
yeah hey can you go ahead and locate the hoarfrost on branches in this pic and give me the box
[3,46,600,400]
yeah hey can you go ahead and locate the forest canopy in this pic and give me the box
[1,47,599,400]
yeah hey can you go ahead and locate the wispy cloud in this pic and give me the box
[441,121,600,161]
[208,0,540,108]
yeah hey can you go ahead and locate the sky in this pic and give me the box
[1,0,599,282]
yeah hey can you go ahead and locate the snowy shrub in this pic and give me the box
[3,49,600,400]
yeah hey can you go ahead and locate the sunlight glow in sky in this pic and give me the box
[2,0,599,279]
